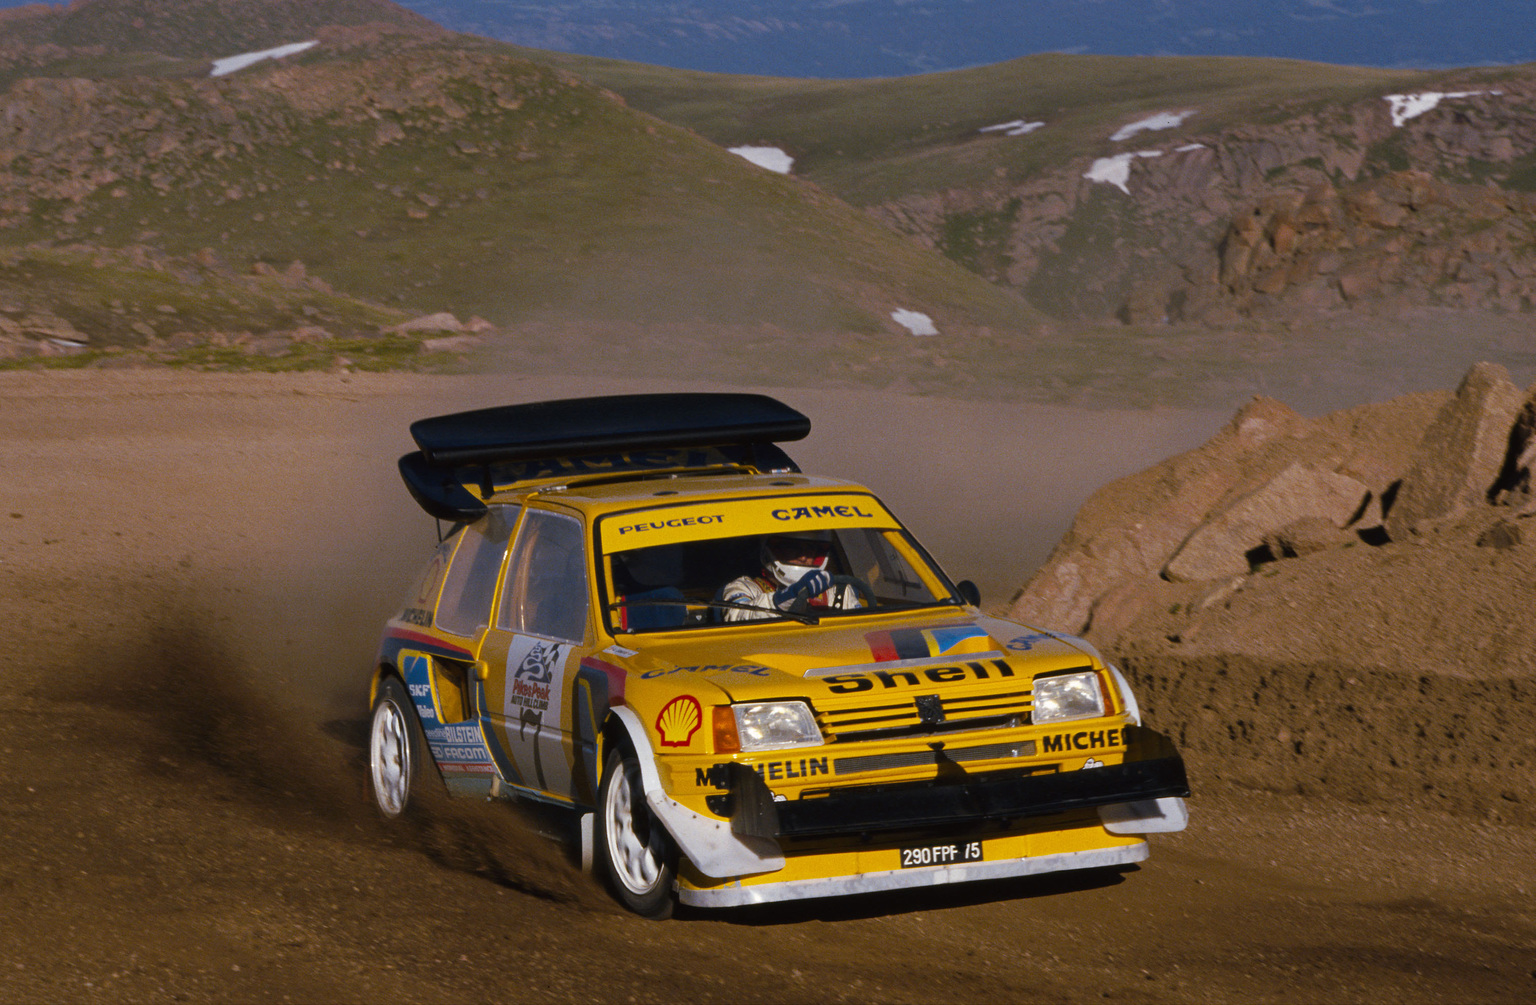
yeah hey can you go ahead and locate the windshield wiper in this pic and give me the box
[606,597,819,626]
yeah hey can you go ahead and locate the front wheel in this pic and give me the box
[596,746,677,918]
[369,676,425,819]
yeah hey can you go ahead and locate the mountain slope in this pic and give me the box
[0,0,449,91]
[546,49,1536,325]
[0,35,1043,385]
[527,51,1421,204]
[9,0,1536,406]
[0,0,442,54]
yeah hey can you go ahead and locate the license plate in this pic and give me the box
[898,840,983,869]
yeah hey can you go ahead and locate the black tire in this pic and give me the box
[596,746,677,918]
[369,676,428,820]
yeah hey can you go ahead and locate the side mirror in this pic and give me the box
[956,580,981,607]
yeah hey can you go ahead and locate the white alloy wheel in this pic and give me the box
[605,760,660,892]
[597,748,676,917]
[369,679,415,818]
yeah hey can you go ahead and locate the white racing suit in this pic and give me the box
[720,572,862,621]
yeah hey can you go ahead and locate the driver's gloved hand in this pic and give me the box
[773,568,832,609]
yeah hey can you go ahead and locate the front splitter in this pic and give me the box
[677,841,1147,908]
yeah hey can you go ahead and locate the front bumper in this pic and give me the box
[644,713,1191,886]
[728,753,1190,840]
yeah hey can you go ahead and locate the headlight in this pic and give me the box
[1032,671,1107,724]
[722,701,823,752]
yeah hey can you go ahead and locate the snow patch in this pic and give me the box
[1175,143,1208,153]
[1084,150,1162,194]
[728,146,794,174]
[1110,111,1195,142]
[210,41,318,77]
[979,119,1046,137]
[1383,91,1493,127]
[891,309,938,336]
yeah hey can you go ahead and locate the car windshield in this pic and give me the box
[597,494,957,633]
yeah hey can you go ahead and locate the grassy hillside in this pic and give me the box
[0,44,1041,342]
[0,0,440,54]
[520,50,1436,204]
[0,244,446,370]
[0,0,442,91]
[527,46,1536,339]
[7,5,1533,405]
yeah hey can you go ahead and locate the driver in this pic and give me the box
[720,532,862,621]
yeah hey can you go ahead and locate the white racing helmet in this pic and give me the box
[761,531,834,588]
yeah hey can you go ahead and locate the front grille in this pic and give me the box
[832,739,1037,776]
[816,686,1033,742]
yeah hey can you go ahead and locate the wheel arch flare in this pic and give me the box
[604,705,785,879]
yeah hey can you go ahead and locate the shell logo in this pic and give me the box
[656,695,703,748]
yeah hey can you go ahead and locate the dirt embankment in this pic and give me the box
[1014,362,1536,825]
[1128,649,1533,818]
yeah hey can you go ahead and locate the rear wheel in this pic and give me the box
[596,746,677,918]
[369,676,424,819]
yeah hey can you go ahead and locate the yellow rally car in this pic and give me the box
[369,393,1189,916]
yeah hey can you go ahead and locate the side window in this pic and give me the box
[402,537,454,612]
[434,506,517,637]
[498,508,589,643]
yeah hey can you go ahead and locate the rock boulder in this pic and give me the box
[1384,362,1523,538]
[1011,386,1444,635]
[393,312,464,334]
[1163,463,1368,581]
[1009,396,1314,631]
[1487,382,1536,510]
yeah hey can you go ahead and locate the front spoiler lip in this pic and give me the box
[734,755,1191,840]
[679,842,1148,909]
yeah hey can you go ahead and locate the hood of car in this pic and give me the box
[617,614,1101,702]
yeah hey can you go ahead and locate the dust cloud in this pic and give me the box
[2,366,1222,706]
[0,367,1217,908]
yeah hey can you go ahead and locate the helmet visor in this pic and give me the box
[766,536,832,568]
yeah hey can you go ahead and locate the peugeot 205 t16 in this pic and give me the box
[368,393,1189,917]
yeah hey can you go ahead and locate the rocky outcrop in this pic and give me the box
[1024,364,1536,827]
[1012,395,1338,630]
[872,78,1536,325]
[1010,374,1463,635]
[392,311,464,333]
[1162,463,1368,582]
[1383,361,1524,538]
[1488,385,1536,511]
[1211,172,1536,321]
[1262,515,1352,560]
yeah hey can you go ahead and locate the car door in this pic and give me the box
[479,504,592,802]
[400,505,517,797]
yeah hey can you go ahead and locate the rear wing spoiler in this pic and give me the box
[398,392,811,521]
